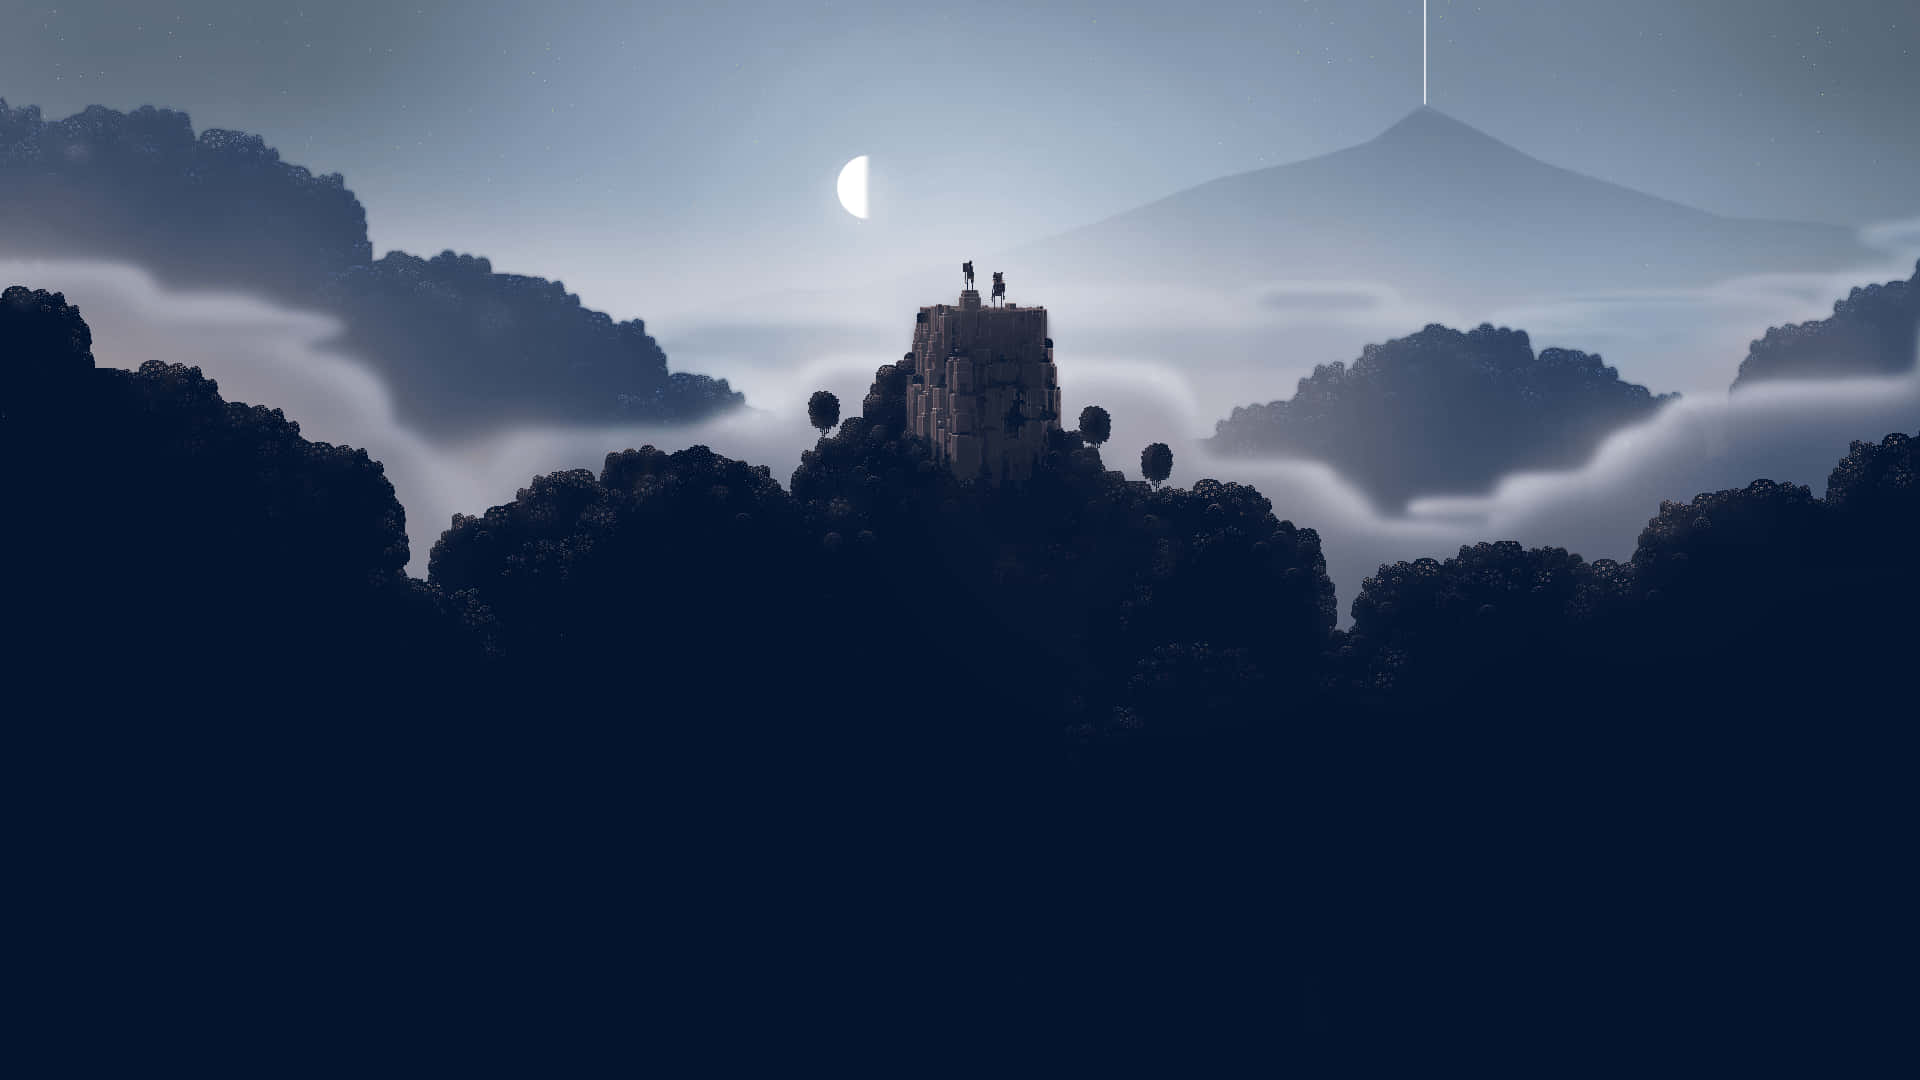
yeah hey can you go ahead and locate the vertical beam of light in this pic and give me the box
[1423,0,1429,105]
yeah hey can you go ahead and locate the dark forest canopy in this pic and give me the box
[2,285,484,704]
[0,99,741,433]
[432,386,1338,736]
[1209,322,1678,509]
[12,281,1908,736]
[1330,450,1917,711]
[1732,258,1920,390]
[321,249,741,429]
[9,291,1916,1072]
[6,280,1912,737]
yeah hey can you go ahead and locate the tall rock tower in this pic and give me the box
[902,278,1061,484]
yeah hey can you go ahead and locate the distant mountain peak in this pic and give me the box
[1371,106,1516,152]
[1022,101,1871,306]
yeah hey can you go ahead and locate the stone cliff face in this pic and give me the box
[903,288,1062,484]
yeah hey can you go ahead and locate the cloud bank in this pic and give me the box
[12,253,1915,626]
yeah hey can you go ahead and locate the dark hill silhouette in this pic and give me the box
[322,249,741,428]
[1732,258,1920,389]
[432,383,1337,739]
[1315,435,1918,1067]
[0,99,740,433]
[1209,321,1678,508]
[0,102,370,295]
[1330,432,1919,717]
[1022,107,1873,303]
[11,291,1916,1073]
[1,285,482,708]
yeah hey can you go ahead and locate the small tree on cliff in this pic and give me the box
[808,390,841,437]
[1078,405,1112,447]
[1141,442,1173,489]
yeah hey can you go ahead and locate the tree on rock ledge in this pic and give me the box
[1077,405,1111,447]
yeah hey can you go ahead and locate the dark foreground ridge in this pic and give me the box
[1210,321,1678,507]
[8,287,1915,1072]
[0,99,742,433]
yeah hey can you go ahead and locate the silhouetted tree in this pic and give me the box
[1077,404,1112,446]
[1141,442,1173,487]
[808,390,841,437]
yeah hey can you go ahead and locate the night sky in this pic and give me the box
[5,1,1915,318]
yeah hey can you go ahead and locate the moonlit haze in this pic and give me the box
[16,230,1914,624]
[10,3,1920,1067]
[5,0,1918,623]
[6,1,1917,319]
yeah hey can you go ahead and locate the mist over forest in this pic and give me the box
[0,99,741,434]
[7,79,1920,1073]
[15,251,1916,628]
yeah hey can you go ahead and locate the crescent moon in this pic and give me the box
[836,155,869,220]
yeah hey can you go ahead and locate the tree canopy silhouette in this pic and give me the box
[11,286,1916,1075]
[1077,404,1111,446]
[1331,436,1920,716]
[0,99,741,434]
[321,249,740,432]
[1210,322,1678,508]
[2,284,482,709]
[1732,258,1920,389]
[1140,441,1173,487]
[808,389,841,436]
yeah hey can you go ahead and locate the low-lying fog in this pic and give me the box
[9,235,1917,626]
